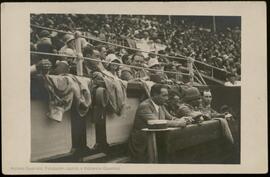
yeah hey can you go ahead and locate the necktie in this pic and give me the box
[158,106,162,120]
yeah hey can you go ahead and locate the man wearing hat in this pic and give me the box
[36,30,54,54]
[59,34,76,54]
[120,53,150,81]
[176,87,205,124]
[148,58,168,84]
[52,48,76,75]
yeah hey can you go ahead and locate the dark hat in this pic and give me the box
[182,87,201,102]
[39,30,50,38]
[226,72,235,78]
[36,39,53,53]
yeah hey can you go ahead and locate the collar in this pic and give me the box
[151,99,160,113]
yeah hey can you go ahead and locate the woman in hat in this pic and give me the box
[105,54,122,78]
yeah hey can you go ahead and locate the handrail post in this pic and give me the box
[211,67,214,78]
[187,57,194,85]
[75,31,83,76]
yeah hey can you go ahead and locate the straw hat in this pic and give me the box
[63,34,75,44]
[104,54,122,68]
[148,58,160,68]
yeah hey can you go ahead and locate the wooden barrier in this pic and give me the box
[85,118,96,149]
[31,100,72,162]
[155,119,239,164]
[30,77,240,163]
[106,98,140,146]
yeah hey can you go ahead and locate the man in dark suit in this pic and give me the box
[128,84,187,163]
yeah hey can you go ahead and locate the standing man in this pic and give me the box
[128,84,187,163]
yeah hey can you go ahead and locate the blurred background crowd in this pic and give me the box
[30,14,241,86]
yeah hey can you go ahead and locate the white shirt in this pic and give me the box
[224,81,241,87]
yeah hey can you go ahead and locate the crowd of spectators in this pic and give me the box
[30,15,239,163]
[30,14,241,85]
[30,15,238,152]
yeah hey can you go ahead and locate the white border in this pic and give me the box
[1,2,267,174]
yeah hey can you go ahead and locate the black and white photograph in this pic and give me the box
[2,2,267,174]
[30,13,241,164]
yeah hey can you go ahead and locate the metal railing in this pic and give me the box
[31,24,229,83]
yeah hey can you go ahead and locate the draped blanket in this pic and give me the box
[44,74,92,122]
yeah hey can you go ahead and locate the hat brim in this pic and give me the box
[183,95,201,103]
[66,38,75,44]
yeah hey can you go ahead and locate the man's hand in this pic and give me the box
[182,116,194,124]
[168,118,187,127]
[225,113,233,121]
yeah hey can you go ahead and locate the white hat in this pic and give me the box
[61,48,76,57]
[63,34,75,44]
[105,54,122,67]
[223,54,229,60]
[148,58,160,68]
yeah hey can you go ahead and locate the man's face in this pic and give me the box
[154,88,169,105]
[89,50,101,70]
[203,91,212,105]
[100,47,107,59]
[133,55,144,67]
[170,94,180,107]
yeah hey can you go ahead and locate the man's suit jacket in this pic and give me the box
[133,98,174,131]
[128,98,173,163]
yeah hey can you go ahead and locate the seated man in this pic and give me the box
[147,58,169,84]
[200,89,225,120]
[83,47,127,114]
[165,86,183,117]
[128,84,187,163]
[30,59,52,75]
[176,86,205,124]
[120,52,150,81]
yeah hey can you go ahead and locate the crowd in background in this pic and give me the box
[31,14,241,85]
[30,15,239,163]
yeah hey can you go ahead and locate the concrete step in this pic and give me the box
[81,153,107,162]
[106,156,131,163]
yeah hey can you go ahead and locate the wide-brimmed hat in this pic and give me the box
[39,30,50,38]
[104,54,122,68]
[63,34,75,44]
[148,58,160,68]
[61,48,76,57]
[182,87,201,102]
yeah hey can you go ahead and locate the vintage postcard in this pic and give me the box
[1,1,267,174]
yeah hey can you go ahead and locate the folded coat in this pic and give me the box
[44,74,92,122]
